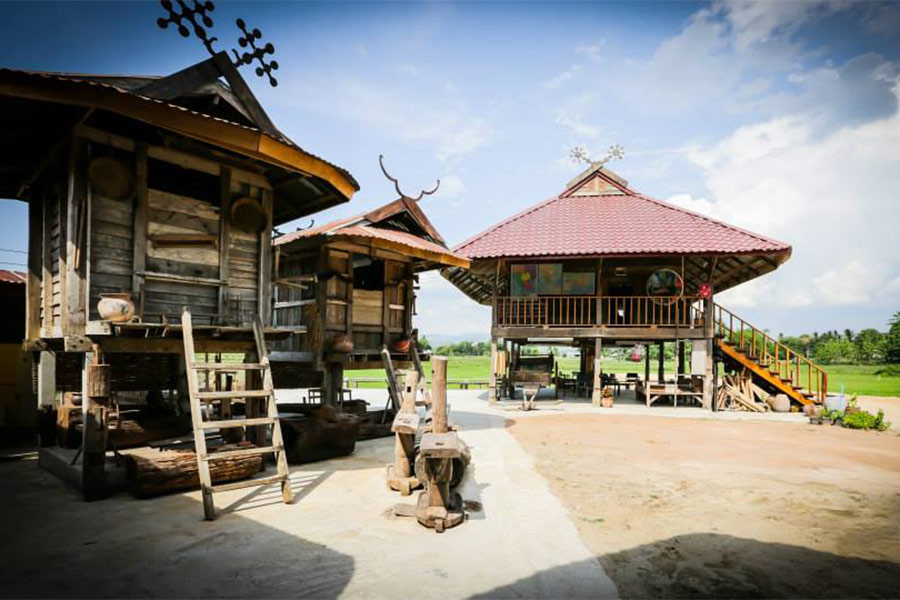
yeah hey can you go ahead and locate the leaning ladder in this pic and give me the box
[181,308,293,520]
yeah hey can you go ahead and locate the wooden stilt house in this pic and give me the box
[270,196,469,402]
[0,56,358,498]
[444,163,827,409]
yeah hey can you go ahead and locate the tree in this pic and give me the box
[854,329,885,364]
[814,337,857,365]
[886,311,900,364]
[418,336,432,352]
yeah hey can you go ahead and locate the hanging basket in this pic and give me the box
[88,157,135,201]
[230,197,267,233]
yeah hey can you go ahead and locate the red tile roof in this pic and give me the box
[0,270,27,284]
[454,174,791,259]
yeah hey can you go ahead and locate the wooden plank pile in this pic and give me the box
[716,370,770,412]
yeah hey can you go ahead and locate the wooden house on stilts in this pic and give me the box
[444,163,828,410]
[0,55,358,500]
[269,195,470,401]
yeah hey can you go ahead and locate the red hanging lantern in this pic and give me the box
[698,283,711,299]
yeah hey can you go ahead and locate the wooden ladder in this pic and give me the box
[182,308,293,520]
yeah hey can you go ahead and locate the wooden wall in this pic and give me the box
[273,243,416,360]
[88,193,134,320]
[31,129,275,339]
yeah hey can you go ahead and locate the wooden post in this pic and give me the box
[324,361,343,406]
[677,340,685,377]
[387,369,420,495]
[657,342,665,384]
[258,188,274,326]
[65,138,89,340]
[644,343,651,405]
[431,356,447,433]
[132,143,148,317]
[82,346,108,501]
[591,337,603,406]
[37,351,57,407]
[702,296,715,410]
[41,192,53,336]
[488,338,498,404]
[27,194,42,342]
[217,167,231,319]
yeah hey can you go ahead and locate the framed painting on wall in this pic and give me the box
[538,263,563,295]
[510,264,538,296]
[562,271,595,295]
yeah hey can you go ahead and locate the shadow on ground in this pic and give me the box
[474,533,900,599]
[0,459,355,599]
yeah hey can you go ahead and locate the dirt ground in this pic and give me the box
[510,407,900,599]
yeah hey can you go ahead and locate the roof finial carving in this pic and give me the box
[570,144,625,169]
[378,155,440,202]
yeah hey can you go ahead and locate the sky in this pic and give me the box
[1,0,899,340]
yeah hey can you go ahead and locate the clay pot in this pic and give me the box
[98,293,134,322]
[393,338,411,353]
[330,334,353,354]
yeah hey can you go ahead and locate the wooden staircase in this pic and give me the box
[713,304,827,406]
[182,308,293,520]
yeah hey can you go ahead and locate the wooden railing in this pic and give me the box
[494,295,705,328]
[714,304,827,402]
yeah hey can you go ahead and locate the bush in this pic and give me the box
[843,409,890,431]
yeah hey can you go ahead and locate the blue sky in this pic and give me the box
[2,1,899,339]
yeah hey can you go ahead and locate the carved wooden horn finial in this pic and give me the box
[378,154,440,202]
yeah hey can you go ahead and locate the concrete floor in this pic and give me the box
[0,390,618,599]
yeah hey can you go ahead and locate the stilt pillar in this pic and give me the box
[657,342,665,384]
[591,337,603,406]
[82,347,109,501]
[37,350,57,407]
[644,344,651,405]
[702,296,715,410]
[488,337,499,404]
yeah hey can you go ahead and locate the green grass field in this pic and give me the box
[345,355,900,397]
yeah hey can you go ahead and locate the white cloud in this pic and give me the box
[681,79,900,312]
[285,78,492,164]
[543,64,581,90]
[575,42,605,63]
[438,174,465,199]
[414,275,490,337]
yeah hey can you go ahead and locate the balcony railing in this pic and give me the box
[494,295,705,328]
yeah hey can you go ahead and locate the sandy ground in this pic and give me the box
[0,390,616,599]
[858,395,900,430]
[510,404,900,598]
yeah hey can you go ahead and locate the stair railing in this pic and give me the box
[713,303,827,402]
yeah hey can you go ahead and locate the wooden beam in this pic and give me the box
[134,55,223,101]
[65,137,88,336]
[211,52,279,138]
[132,142,148,317]
[27,192,42,341]
[2,72,358,199]
[218,167,232,318]
[258,188,274,325]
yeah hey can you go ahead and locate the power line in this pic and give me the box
[0,248,27,254]
[0,261,27,267]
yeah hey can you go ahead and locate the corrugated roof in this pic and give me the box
[275,200,469,268]
[454,172,790,259]
[0,68,359,192]
[0,270,27,284]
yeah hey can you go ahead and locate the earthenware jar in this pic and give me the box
[98,293,134,322]
[330,333,354,353]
